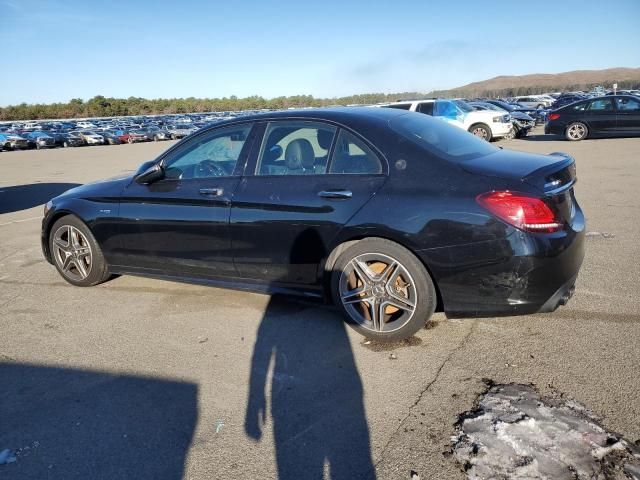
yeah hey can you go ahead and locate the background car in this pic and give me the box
[76,130,105,145]
[468,101,535,138]
[166,124,199,139]
[24,130,56,149]
[0,132,30,150]
[545,95,640,140]
[512,96,550,109]
[379,99,511,141]
[41,108,584,342]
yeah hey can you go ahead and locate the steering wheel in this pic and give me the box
[195,159,225,178]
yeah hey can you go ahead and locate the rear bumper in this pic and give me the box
[420,211,585,318]
[545,122,565,135]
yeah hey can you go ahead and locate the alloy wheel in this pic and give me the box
[52,225,93,281]
[567,124,586,140]
[338,253,417,333]
[472,127,489,140]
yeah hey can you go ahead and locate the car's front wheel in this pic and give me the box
[468,123,492,141]
[566,122,588,141]
[49,215,110,287]
[331,238,437,342]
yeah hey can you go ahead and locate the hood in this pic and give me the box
[54,174,132,202]
[510,111,534,121]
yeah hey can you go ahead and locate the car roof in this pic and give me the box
[195,106,410,129]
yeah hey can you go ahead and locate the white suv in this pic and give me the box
[378,99,511,141]
[512,96,551,109]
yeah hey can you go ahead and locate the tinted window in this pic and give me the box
[615,97,640,111]
[417,102,434,115]
[571,102,588,111]
[384,104,412,110]
[434,100,460,118]
[329,130,382,174]
[389,112,499,163]
[163,124,252,179]
[256,121,336,175]
[587,99,614,111]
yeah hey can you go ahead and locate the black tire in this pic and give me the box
[49,215,111,287]
[468,123,492,141]
[565,122,588,141]
[63,141,69,148]
[127,137,134,144]
[330,238,437,342]
[536,104,544,109]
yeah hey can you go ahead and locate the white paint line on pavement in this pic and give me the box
[0,216,41,227]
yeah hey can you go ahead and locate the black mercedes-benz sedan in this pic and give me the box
[42,107,585,341]
[545,94,640,140]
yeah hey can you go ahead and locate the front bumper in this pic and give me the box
[491,122,512,138]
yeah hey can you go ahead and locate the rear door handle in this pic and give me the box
[318,190,352,199]
[199,187,224,196]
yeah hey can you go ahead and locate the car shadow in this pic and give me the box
[0,362,198,479]
[244,229,376,479]
[0,183,80,214]
[519,133,564,142]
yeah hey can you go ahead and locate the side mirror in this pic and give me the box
[134,163,164,184]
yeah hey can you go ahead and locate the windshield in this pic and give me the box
[389,112,499,163]
[453,100,474,113]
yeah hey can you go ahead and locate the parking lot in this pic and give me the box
[1,129,639,479]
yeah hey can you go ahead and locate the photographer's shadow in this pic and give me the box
[244,230,376,480]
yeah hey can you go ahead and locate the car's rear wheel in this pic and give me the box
[331,238,437,342]
[566,122,588,141]
[49,215,110,287]
[468,123,492,141]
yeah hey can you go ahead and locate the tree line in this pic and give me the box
[2,80,639,121]
[0,93,423,121]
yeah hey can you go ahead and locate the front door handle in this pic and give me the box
[199,187,224,196]
[318,190,352,199]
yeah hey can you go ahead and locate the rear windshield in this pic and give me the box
[388,112,499,162]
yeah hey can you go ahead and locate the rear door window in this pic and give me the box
[384,104,412,110]
[417,102,434,115]
[587,99,614,111]
[256,121,336,175]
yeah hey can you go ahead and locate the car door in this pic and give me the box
[113,122,257,277]
[614,96,640,134]
[584,98,617,133]
[230,120,387,285]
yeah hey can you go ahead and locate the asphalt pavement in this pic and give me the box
[0,130,638,479]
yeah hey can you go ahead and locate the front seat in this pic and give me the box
[285,139,315,174]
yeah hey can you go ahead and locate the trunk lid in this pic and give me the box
[462,150,578,226]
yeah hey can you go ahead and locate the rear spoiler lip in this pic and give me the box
[522,152,576,195]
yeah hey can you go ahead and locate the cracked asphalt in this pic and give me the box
[0,129,639,479]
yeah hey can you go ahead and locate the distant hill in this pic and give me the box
[429,67,640,98]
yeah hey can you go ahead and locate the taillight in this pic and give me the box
[476,191,562,233]
[548,113,560,121]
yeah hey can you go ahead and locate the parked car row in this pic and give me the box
[2,88,639,151]
[0,110,258,152]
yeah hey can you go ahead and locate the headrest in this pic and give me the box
[285,139,315,170]
[317,129,334,150]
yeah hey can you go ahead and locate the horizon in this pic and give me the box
[1,0,639,107]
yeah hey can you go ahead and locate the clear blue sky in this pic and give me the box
[1,0,639,106]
